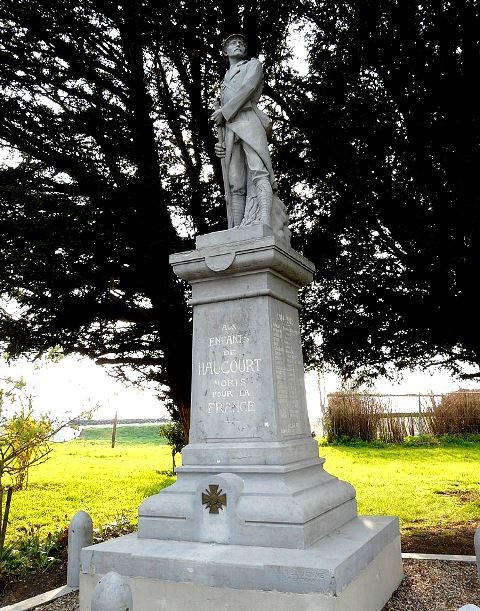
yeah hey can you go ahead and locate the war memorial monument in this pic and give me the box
[79,34,403,610]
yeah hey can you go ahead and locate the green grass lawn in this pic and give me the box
[319,440,480,540]
[6,425,177,543]
[6,426,480,552]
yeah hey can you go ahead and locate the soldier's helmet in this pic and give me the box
[222,33,248,56]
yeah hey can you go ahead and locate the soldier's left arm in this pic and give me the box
[220,60,263,122]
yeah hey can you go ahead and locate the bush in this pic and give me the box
[0,515,136,586]
[1,379,54,554]
[158,422,186,473]
[401,434,440,447]
[325,392,386,442]
[425,390,480,436]
[93,515,135,544]
[0,524,65,584]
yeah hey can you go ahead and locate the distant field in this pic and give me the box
[79,424,166,444]
[6,426,480,553]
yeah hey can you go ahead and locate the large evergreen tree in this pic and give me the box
[1,0,480,436]
[296,1,480,383]
[0,0,296,435]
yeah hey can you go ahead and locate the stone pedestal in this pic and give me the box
[79,226,403,610]
[138,225,356,549]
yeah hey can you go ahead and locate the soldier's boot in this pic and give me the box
[256,178,273,226]
[231,193,246,227]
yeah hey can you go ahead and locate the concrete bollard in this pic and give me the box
[475,527,480,583]
[67,510,93,588]
[458,606,480,611]
[91,571,133,610]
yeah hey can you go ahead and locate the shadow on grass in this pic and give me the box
[401,522,477,555]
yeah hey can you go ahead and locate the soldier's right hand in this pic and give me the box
[214,143,226,158]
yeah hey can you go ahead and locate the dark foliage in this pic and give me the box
[1,1,480,437]
[296,1,480,383]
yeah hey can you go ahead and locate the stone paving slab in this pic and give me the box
[402,552,476,563]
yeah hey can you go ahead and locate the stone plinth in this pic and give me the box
[80,517,402,611]
[138,226,356,549]
[79,226,403,610]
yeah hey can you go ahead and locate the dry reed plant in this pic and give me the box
[425,390,480,436]
[378,412,407,443]
[325,391,386,442]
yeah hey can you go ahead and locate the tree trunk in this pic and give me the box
[0,486,3,555]
[177,400,191,444]
[0,487,13,554]
[111,411,118,448]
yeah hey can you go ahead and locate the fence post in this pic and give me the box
[475,527,480,584]
[317,370,327,437]
[91,571,133,610]
[418,392,424,434]
[67,510,93,588]
[111,410,118,448]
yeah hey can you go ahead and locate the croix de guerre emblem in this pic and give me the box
[201,484,227,514]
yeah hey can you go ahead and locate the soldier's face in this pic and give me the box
[225,38,247,59]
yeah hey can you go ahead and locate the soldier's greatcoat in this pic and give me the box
[220,58,276,194]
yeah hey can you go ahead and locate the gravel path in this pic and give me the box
[385,559,479,611]
[32,560,479,611]
[32,590,79,611]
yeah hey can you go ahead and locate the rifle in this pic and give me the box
[216,97,232,228]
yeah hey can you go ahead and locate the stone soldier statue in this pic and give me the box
[211,34,290,242]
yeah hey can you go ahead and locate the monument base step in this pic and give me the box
[138,466,357,549]
[79,515,403,611]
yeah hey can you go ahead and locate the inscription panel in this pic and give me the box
[271,300,310,438]
[191,300,273,442]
